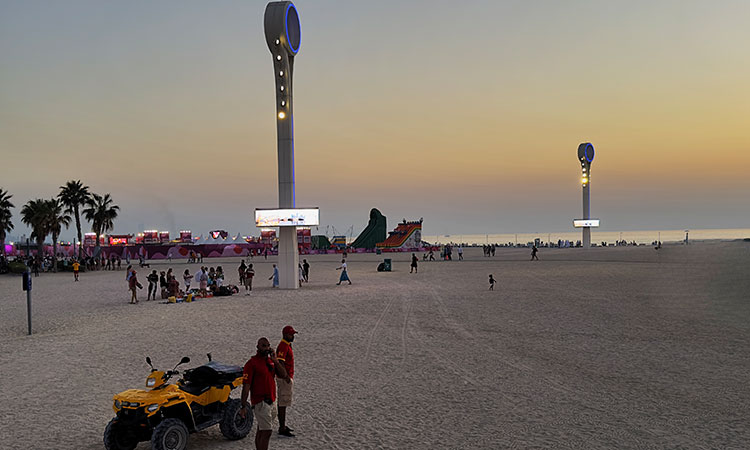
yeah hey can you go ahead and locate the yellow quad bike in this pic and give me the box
[104,354,252,450]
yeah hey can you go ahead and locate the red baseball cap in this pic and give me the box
[282,325,298,335]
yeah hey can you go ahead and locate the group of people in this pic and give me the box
[268,259,312,288]
[240,325,299,449]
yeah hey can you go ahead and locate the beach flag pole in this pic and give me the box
[22,269,32,335]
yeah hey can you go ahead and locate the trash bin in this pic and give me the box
[383,258,392,272]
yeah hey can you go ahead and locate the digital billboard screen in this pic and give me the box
[255,208,320,227]
[573,219,600,228]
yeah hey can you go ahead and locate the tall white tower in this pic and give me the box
[574,143,599,247]
[264,1,301,288]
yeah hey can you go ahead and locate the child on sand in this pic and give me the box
[183,269,193,291]
[489,274,496,291]
[72,260,80,281]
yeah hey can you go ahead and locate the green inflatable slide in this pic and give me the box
[350,208,387,249]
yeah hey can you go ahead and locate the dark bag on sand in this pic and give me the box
[137,282,143,289]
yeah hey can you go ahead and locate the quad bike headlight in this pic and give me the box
[147,404,159,413]
[114,400,121,409]
[146,377,156,387]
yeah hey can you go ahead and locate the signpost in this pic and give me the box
[22,269,32,335]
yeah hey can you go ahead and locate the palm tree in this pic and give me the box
[0,188,14,257]
[45,198,71,272]
[58,180,91,259]
[83,193,119,249]
[21,199,49,259]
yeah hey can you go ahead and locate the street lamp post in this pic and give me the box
[264,1,301,289]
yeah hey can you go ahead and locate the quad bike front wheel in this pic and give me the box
[103,418,138,450]
[220,398,253,440]
[151,418,189,450]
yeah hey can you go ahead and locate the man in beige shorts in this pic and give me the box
[239,337,288,450]
[276,325,298,437]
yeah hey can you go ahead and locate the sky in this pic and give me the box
[2,0,749,241]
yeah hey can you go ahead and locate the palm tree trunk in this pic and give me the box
[95,231,101,270]
[75,206,83,259]
[52,232,59,272]
[36,236,44,266]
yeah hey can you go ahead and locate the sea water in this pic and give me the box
[422,228,750,246]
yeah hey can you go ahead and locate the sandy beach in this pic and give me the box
[1,242,749,449]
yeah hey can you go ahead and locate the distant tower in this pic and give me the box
[575,143,599,247]
[264,1,301,288]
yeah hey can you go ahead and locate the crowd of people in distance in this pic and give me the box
[126,264,248,303]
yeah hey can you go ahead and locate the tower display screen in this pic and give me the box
[255,208,319,227]
[573,219,600,228]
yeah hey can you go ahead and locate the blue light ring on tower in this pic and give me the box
[285,3,301,54]
[585,143,594,163]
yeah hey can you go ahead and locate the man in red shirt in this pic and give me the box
[276,325,297,437]
[239,337,288,450]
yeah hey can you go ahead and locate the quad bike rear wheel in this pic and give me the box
[151,418,189,450]
[103,418,138,450]
[220,398,253,440]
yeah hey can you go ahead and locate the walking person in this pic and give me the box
[276,326,298,437]
[457,246,463,260]
[239,337,288,450]
[531,245,539,261]
[298,263,305,288]
[269,264,279,288]
[244,263,255,294]
[302,259,309,282]
[146,270,159,301]
[410,253,418,273]
[72,260,80,281]
[489,274,497,291]
[336,259,351,285]
[128,270,142,304]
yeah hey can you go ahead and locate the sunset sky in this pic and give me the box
[2,0,749,240]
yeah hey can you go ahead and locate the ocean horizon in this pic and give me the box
[422,227,750,246]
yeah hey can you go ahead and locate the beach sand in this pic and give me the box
[1,242,749,449]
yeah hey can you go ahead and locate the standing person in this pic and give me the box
[244,263,255,294]
[128,270,142,304]
[147,270,159,301]
[457,246,463,260]
[531,245,539,261]
[159,271,168,299]
[410,253,418,273]
[276,326,298,437]
[489,274,496,291]
[302,259,309,282]
[197,267,208,297]
[216,266,224,287]
[183,269,193,291]
[72,260,80,281]
[239,337,288,450]
[269,264,279,288]
[298,263,304,288]
[238,260,247,286]
[336,259,351,285]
